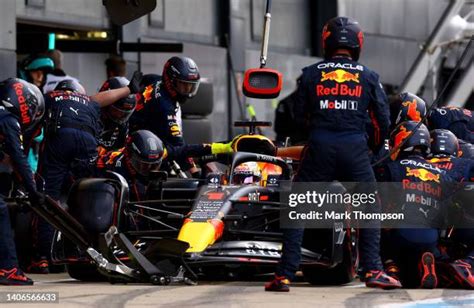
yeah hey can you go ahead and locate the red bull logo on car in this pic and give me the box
[321,69,359,83]
[406,167,440,183]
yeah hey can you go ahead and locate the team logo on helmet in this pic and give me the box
[13,82,31,125]
[391,125,411,160]
[322,24,331,49]
[357,31,364,49]
[401,99,422,122]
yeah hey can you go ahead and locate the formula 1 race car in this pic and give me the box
[43,124,357,285]
[9,121,357,285]
[173,149,359,284]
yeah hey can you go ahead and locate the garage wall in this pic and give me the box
[16,0,108,29]
[4,0,454,139]
[122,0,318,140]
[61,53,108,95]
[339,0,449,87]
[0,1,17,80]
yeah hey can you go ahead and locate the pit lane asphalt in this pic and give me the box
[3,274,474,308]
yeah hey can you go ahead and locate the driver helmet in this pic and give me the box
[233,162,262,184]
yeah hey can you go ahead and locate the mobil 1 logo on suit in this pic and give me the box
[320,99,359,110]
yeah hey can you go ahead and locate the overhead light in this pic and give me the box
[86,31,108,39]
[55,34,70,40]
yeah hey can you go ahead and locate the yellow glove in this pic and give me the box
[210,135,242,154]
[211,142,233,154]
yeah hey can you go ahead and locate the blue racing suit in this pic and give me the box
[97,119,128,152]
[35,90,100,259]
[96,143,213,200]
[96,149,146,201]
[0,112,37,269]
[429,156,474,183]
[276,56,390,280]
[130,82,195,171]
[428,107,474,143]
[377,154,454,285]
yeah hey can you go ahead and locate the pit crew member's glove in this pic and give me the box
[210,135,242,154]
[128,71,144,94]
[29,191,45,207]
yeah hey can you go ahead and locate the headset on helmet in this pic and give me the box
[322,16,364,61]
[126,130,164,177]
[389,121,430,160]
[430,129,459,157]
[99,77,136,124]
[391,92,427,126]
[54,79,86,95]
[162,56,200,101]
[0,78,45,129]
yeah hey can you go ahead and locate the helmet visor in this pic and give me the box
[175,79,200,98]
[130,153,162,177]
[107,98,136,124]
[232,163,261,184]
[232,173,261,185]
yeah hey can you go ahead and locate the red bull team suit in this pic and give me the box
[0,112,37,269]
[428,107,474,144]
[96,143,214,200]
[276,56,391,280]
[130,81,195,172]
[376,154,454,286]
[429,156,474,183]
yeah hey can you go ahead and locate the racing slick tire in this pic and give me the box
[302,228,358,285]
[13,211,34,269]
[67,263,106,282]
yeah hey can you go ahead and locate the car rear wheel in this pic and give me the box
[302,228,358,285]
[67,263,106,282]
